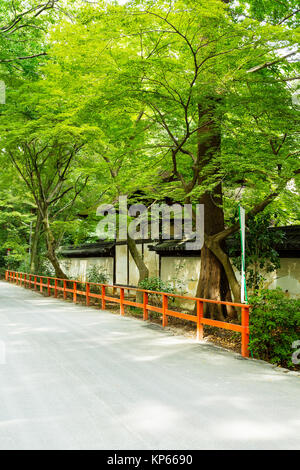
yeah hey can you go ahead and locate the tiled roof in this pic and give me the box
[60,242,115,258]
[150,226,300,257]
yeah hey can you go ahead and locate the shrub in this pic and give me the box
[35,262,55,278]
[138,276,176,293]
[230,213,284,291]
[249,289,300,368]
[138,277,177,306]
[86,265,109,284]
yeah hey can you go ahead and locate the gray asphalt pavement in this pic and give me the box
[0,280,300,450]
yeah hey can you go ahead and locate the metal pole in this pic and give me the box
[28,221,33,272]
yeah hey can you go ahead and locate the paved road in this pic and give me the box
[0,281,300,450]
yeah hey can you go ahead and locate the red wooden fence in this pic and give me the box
[5,270,250,357]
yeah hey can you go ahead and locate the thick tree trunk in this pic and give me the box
[30,211,42,273]
[195,103,236,319]
[195,190,236,319]
[206,236,241,304]
[43,212,68,279]
[127,234,149,303]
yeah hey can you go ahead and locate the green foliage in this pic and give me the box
[49,0,299,208]
[86,265,109,284]
[138,276,178,304]
[0,181,34,271]
[138,276,177,306]
[0,0,299,296]
[138,276,176,294]
[35,260,55,277]
[0,0,60,70]
[246,0,300,27]
[249,289,300,368]
[230,213,285,290]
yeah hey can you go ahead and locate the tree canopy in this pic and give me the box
[0,0,299,306]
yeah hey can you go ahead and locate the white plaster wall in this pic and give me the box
[60,258,83,280]
[144,244,159,277]
[60,257,113,283]
[61,252,300,298]
[127,244,159,286]
[129,244,142,286]
[115,244,128,285]
[161,256,201,296]
[87,257,114,284]
[234,258,300,298]
[266,258,300,298]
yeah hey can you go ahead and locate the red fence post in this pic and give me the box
[162,294,168,327]
[241,305,250,358]
[101,285,106,310]
[5,270,8,281]
[143,292,148,321]
[120,288,125,316]
[197,300,204,341]
[54,279,58,298]
[40,276,43,293]
[29,274,32,288]
[47,278,50,296]
[63,280,67,299]
[24,273,27,288]
[86,282,90,306]
[73,281,77,303]
[34,276,37,290]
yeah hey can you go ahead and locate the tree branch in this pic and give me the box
[0,52,47,63]
[213,168,300,243]
[247,51,298,73]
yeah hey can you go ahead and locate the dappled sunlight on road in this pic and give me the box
[122,401,180,434]
[0,281,300,450]
[212,419,297,442]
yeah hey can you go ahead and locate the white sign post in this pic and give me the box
[239,205,248,303]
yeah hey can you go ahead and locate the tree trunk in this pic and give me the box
[43,212,68,279]
[195,190,236,319]
[195,102,236,319]
[30,211,43,273]
[205,236,241,304]
[127,234,149,303]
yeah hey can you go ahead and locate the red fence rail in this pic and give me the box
[5,270,250,357]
